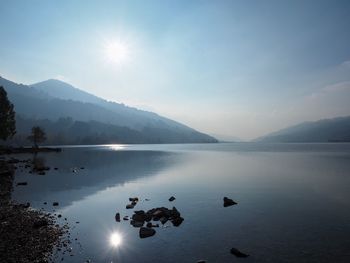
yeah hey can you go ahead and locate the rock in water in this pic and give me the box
[53,202,59,206]
[131,220,144,228]
[223,197,237,207]
[139,227,156,238]
[129,197,139,202]
[172,216,184,227]
[16,182,28,186]
[115,213,120,222]
[230,247,249,258]
[126,204,134,209]
[169,196,176,202]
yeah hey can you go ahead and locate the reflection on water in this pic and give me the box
[110,232,123,248]
[11,143,350,263]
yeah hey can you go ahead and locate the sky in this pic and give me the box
[1,0,350,140]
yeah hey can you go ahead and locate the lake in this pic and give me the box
[11,143,350,262]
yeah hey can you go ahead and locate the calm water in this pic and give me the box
[12,143,350,263]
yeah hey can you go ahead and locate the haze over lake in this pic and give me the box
[12,143,350,263]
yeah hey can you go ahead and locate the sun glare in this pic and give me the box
[104,40,130,65]
[110,232,122,247]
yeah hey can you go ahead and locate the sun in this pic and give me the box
[104,40,130,65]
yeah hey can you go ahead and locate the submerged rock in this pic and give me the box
[169,196,176,202]
[53,202,59,206]
[16,182,27,186]
[139,227,156,238]
[230,247,249,258]
[223,197,237,207]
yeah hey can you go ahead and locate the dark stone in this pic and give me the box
[144,214,152,222]
[139,227,156,238]
[131,220,144,228]
[134,210,145,215]
[172,216,184,227]
[145,222,158,228]
[129,197,139,202]
[123,216,129,221]
[58,214,62,218]
[170,207,181,218]
[223,197,237,207]
[230,247,249,258]
[54,167,58,170]
[160,217,168,224]
[126,204,134,209]
[16,182,28,186]
[53,202,59,206]
[115,213,120,222]
[132,213,146,222]
[169,196,176,202]
[197,261,207,263]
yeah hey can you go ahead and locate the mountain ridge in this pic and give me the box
[0,75,217,144]
[255,116,350,142]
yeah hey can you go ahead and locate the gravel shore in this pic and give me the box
[0,159,65,263]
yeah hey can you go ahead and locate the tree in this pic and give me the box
[28,126,46,148]
[0,86,16,141]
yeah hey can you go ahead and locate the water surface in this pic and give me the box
[12,143,350,262]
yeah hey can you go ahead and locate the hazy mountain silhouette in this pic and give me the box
[0,76,217,144]
[255,116,350,142]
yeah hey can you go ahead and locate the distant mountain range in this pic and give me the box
[0,76,217,145]
[255,116,350,142]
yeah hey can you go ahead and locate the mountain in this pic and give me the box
[255,116,350,142]
[0,76,217,144]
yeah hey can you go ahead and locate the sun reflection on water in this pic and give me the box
[110,232,123,248]
[108,144,126,151]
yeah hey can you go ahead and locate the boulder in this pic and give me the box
[16,182,28,186]
[53,202,59,206]
[169,196,176,202]
[139,227,156,238]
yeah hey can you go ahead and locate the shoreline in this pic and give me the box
[0,147,62,155]
[0,158,65,262]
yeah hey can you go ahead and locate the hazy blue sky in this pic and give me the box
[1,0,350,140]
